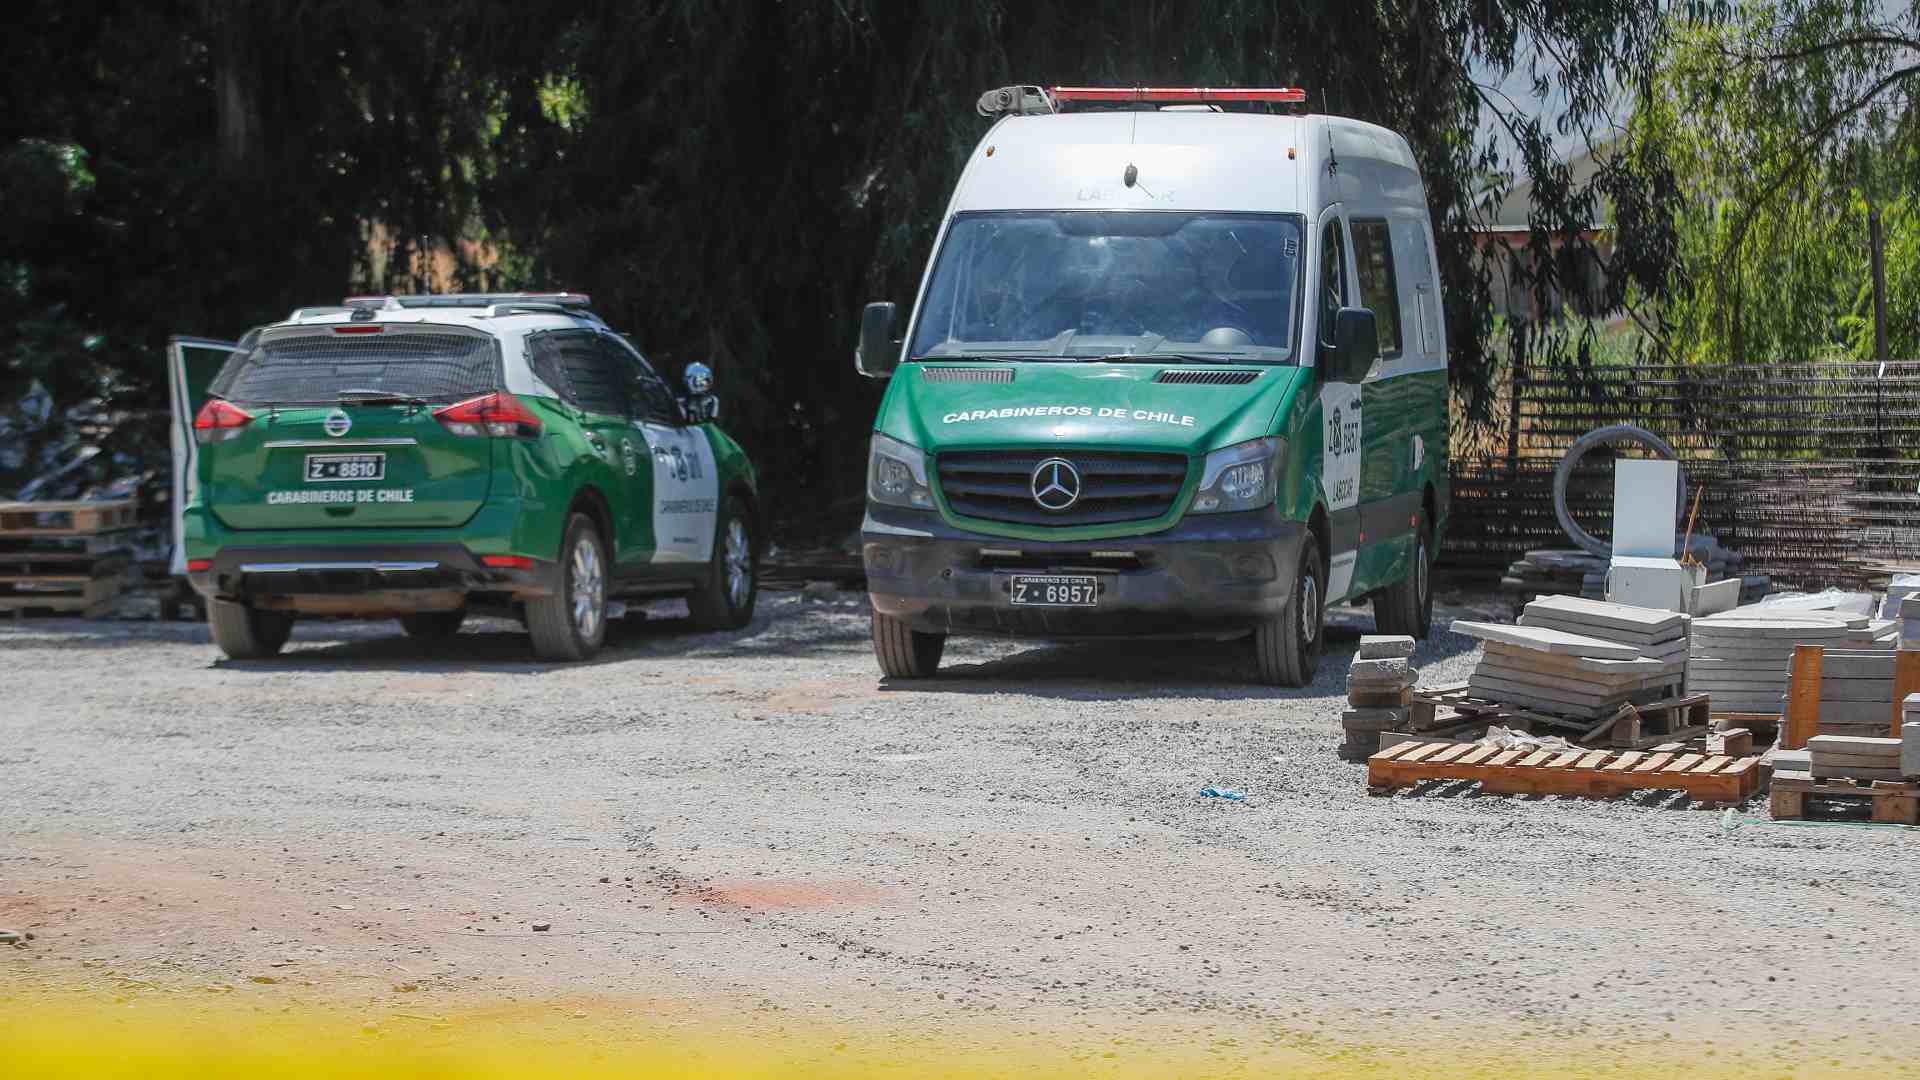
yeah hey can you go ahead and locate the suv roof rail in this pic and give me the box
[485,301,601,319]
[289,305,353,320]
[977,85,1308,116]
[341,292,596,311]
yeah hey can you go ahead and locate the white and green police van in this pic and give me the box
[854,86,1448,686]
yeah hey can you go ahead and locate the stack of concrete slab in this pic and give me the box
[1905,597,1920,651]
[1450,620,1673,722]
[1340,636,1416,761]
[1806,650,1902,738]
[1517,595,1689,680]
[1905,694,1920,777]
[1807,734,1905,780]
[1684,613,1864,717]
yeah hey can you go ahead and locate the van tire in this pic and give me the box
[1374,512,1433,639]
[399,610,466,640]
[526,514,607,661]
[872,611,945,678]
[1254,532,1325,687]
[208,598,295,660]
[689,496,757,631]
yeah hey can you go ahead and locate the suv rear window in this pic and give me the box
[210,329,499,404]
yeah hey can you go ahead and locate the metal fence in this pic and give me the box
[1444,360,1920,588]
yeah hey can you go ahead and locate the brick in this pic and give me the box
[1348,686,1412,709]
[1348,656,1412,681]
[1357,634,1416,659]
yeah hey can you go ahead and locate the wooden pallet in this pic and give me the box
[1413,685,1705,748]
[1590,693,1712,749]
[1368,739,1764,803]
[0,499,138,537]
[0,574,121,616]
[1770,772,1920,824]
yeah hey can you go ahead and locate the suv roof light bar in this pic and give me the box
[976,85,1308,116]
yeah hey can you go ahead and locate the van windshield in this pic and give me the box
[908,211,1304,363]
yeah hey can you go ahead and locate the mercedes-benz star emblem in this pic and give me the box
[323,410,352,437]
[1029,457,1082,512]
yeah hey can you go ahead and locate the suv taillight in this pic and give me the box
[193,400,255,443]
[433,391,543,438]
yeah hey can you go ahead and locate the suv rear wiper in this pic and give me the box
[336,388,429,406]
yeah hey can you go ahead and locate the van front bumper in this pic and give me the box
[862,504,1306,640]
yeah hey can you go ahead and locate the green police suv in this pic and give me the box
[183,293,760,661]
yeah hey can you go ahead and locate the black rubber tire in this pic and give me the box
[399,609,466,640]
[872,610,946,678]
[207,598,294,660]
[688,496,758,631]
[525,514,607,662]
[1253,532,1326,687]
[1373,512,1433,639]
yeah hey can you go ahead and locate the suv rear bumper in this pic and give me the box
[862,504,1306,640]
[189,543,560,612]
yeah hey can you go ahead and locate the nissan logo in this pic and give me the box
[323,410,352,437]
[1029,457,1082,512]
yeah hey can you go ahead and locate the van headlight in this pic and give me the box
[868,432,935,510]
[1191,437,1284,514]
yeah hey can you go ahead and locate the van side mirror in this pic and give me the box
[1325,307,1378,384]
[856,302,900,378]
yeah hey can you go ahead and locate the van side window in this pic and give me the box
[1317,219,1346,349]
[1350,220,1402,356]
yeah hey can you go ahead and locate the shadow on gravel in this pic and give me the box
[885,638,1312,701]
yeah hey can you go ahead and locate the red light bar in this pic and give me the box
[1050,86,1307,104]
[332,325,384,334]
[186,558,213,573]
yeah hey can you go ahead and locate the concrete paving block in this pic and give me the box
[1770,748,1813,772]
[1525,594,1688,632]
[1810,764,1908,781]
[1483,643,1668,674]
[1357,635,1416,660]
[1807,735,1902,756]
[1810,700,1901,725]
[1449,621,1641,660]
[1904,595,1920,619]
[1341,708,1408,732]
[1905,722,1920,778]
[1348,656,1412,681]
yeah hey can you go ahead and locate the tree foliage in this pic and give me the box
[2,0,1674,532]
[1630,0,1920,364]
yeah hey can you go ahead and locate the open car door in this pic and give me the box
[166,337,239,577]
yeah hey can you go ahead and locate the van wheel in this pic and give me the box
[526,514,607,661]
[1254,532,1325,687]
[1374,512,1433,639]
[689,497,757,631]
[399,609,466,640]
[207,598,295,660]
[872,611,945,678]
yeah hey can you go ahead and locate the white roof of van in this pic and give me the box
[949,111,1420,215]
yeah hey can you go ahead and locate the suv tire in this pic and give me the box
[1254,531,1326,687]
[208,598,295,660]
[526,513,608,661]
[399,609,466,640]
[1373,510,1433,639]
[689,496,758,631]
[872,610,945,678]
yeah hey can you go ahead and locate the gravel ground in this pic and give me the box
[4,589,1920,1072]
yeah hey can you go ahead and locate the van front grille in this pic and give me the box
[935,450,1188,526]
[1154,369,1261,385]
[921,367,1015,384]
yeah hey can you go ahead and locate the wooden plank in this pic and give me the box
[1661,753,1706,773]
[1575,750,1611,770]
[1371,740,1423,762]
[1894,650,1920,739]
[1487,750,1525,767]
[1689,755,1732,775]
[1399,743,1448,764]
[1457,745,1500,766]
[1429,744,1474,764]
[1604,751,1646,772]
[1632,752,1675,774]
[1784,645,1824,751]
[1516,751,1553,768]
[1544,750,1583,770]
